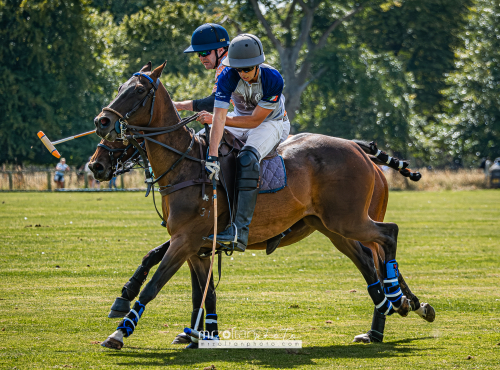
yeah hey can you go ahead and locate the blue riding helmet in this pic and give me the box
[184,23,230,53]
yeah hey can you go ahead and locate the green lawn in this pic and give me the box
[1,191,499,369]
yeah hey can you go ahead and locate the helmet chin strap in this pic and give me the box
[213,48,227,70]
[253,65,259,78]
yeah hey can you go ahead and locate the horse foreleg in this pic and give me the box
[108,240,171,318]
[185,256,218,349]
[172,256,218,348]
[171,258,202,345]
[102,236,197,350]
[191,256,218,339]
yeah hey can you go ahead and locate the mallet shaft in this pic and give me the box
[37,129,97,159]
[51,129,96,145]
[194,180,218,332]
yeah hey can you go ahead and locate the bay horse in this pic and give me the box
[93,62,435,349]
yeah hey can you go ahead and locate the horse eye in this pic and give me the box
[137,88,145,94]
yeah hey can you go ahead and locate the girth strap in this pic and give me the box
[159,178,212,197]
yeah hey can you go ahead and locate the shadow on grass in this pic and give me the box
[105,337,438,368]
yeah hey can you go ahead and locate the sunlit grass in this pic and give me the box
[1,191,499,369]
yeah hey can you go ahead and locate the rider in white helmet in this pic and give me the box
[205,34,290,252]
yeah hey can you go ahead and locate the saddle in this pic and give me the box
[159,129,284,202]
[218,129,282,204]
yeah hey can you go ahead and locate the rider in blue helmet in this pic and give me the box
[174,23,230,113]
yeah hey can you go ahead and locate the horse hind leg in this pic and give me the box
[316,225,391,343]
[340,220,411,317]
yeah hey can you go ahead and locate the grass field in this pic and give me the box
[1,191,499,369]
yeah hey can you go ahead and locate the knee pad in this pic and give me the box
[236,146,260,190]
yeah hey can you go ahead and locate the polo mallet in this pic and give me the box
[37,129,97,158]
[184,177,218,342]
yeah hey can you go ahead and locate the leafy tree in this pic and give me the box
[0,0,120,166]
[226,0,470,162]
[295,46,412,155]
[116,2,208,78]
[440,0,500,166]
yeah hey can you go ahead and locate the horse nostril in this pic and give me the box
[100,117,110,127]
[89,162,104,173]
[93,162,104,172]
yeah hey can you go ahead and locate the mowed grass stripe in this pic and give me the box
[0,191,499,369]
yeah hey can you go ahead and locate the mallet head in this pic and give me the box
[37,131,61,158]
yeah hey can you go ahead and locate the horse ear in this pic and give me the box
[140,62,152,73]
[151,61,167,81]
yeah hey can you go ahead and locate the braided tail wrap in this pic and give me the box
[352,140,421,182]
[117,301,145,337]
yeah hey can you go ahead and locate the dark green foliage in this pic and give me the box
[117,2,206,77]
[0,0,110,166]
[0,0,498,169]
[442,1,500,164]
[296,47,411,156]
[89,0,150,23]
[359,0,472,117]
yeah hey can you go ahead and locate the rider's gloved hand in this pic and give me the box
[205,156,220,181]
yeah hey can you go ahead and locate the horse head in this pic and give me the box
[94,62,167,141]
[89,138,145,181]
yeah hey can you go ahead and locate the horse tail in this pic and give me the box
[352,140,422,182]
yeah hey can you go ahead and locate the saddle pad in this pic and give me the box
[259,155,287,194]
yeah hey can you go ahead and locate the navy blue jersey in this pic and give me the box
[214,64,285,121]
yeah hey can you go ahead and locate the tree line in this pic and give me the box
[1,0,498,168]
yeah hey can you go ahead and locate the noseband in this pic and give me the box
[97,141,146,176]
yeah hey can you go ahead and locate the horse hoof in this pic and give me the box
[395,295,410,317]
[108,297,130,318]
[416,303,436,322]
[172,332,192,344]
[101,337,123,350]
[185,342,199,349]
[353,333,371,343]
[108,310,128,318]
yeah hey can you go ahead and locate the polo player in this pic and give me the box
[204,34,290,252]
[173,23,230,112]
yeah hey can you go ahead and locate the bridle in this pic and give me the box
[99,70,203,222]
[102,72,160,140]
[96,141,146,176]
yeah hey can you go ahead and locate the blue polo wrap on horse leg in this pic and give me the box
[384,259,403,308]
[368,281,395,316]
[205,314,219,340]
[117,301,145,337]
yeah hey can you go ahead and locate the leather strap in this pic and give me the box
[159,178,212,197]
